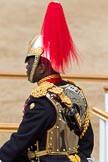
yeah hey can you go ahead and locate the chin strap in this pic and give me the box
[29,54,41,83]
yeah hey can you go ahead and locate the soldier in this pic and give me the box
[0,2,94,162]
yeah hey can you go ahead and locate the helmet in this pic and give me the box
[26,2,78,82]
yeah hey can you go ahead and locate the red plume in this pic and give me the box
[41,2,78,72]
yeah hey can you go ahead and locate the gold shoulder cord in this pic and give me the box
[31,82,54,98]
[48,86,72,108]
[80,109,90,139]
[31,82,72,108]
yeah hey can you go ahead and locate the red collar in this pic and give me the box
[37,74,62,85]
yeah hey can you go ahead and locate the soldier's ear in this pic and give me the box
[39,63,46,74]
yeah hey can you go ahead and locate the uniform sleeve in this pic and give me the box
[0,96,56,162]
[78,122,94,159]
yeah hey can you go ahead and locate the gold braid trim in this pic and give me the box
[75,113,82,128]
[48,86,72,107]
[27,35,44,55]
[31,82,54,98]
[31,82,72,107]
[29,54,41,82]
[37,74,61,86]
[80,109,90,139]
[68,154,80,162]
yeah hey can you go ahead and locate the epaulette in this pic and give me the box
[31,81,72,108]
[31,82,54,98]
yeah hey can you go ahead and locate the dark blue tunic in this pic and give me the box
[0,81,94,162]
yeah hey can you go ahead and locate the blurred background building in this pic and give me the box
[0,0,108,161]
